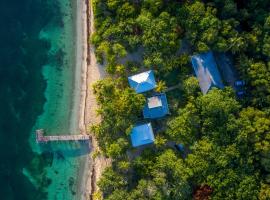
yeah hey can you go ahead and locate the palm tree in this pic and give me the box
[155,80,167,92]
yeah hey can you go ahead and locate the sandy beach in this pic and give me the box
[77,0,109,199]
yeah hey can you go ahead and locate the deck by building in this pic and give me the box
[36,129,90,143]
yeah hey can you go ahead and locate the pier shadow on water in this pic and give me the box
[38,140,91,158]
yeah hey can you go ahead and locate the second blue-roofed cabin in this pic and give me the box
[130,123,155,147]
[143,93,169,119]
[191,51,224,94]
[128,70,156,93]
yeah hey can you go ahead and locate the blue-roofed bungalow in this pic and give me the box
[191,51,224,94]
[130,123,155,147]
[128,70,156,93]
[143,93,169,119]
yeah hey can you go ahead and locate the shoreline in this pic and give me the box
[75,0,91,199]
[77,0,109,199]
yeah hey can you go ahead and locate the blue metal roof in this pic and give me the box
[176,144,184,151]
[143,93,169,119]
[128,70,156,93]
[130,123,155,147]
[191,51,224,94]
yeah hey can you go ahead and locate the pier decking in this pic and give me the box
[36,129,90,143]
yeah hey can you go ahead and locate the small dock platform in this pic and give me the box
[36,129,90,143]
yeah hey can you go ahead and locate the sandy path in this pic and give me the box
[78,0,110,199]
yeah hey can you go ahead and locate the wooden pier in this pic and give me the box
[36,129,90,143]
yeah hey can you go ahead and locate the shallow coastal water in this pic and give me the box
[0,0,88,199]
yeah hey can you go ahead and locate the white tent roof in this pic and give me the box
[129,71,150,83]
[147,96,162,109]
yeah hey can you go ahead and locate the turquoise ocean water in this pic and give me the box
[0,0,89,199]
